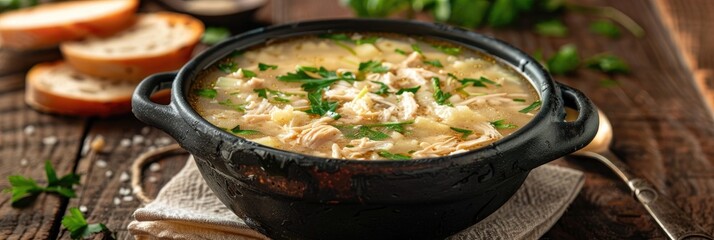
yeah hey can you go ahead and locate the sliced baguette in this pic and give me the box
[61,12,204,82]
[0,0,138,50]
[26,61,169,117]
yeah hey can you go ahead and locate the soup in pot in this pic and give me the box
[190,34,541,160]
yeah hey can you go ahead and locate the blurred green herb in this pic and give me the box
[377,150,411,160]
[359,60,389,73]
[490,119,518,129]
[535,19,568,37]
[432,77,452,106]
[546,44,579,75]
[0,0,38,13]
[424,59,443,68]
[432,45,461,55]
[230,125,261,135]
[195,89,217,99]
[519,100,542,113]
[218,99,246,111]
[372,81,390,95]
[396,86,421,95]
[62,207,114,240]
[335,121,413,140]
[589,19,620,38]
[585,53,629,74]
[201,27,231,45]
[450,127,473,138]
[4,161,80,208]
[258,63,278,71]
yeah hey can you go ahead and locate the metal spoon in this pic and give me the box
[572,109,712,240]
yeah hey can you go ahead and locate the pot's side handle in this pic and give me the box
[132,72,181,130]
[517,83,599,170]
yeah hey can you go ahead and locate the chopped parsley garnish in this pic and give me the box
[371,81,390,95]
[319,33,353,42]
[335,121,413,141]
[254,88,299,103]
[355,36,379,45]
[242,69,257,78]
[411,44,422,54]
[278,66,356,91]
[228,50,244,58]
[423,59,443,68]
[194,89,217,99]
[62,207,114,240]
[218,99,246,112]
[450,127,473,138]
[201,27,230,45]
[519,100,542,113]
[305,90,341,119]
[432,77,452,106]
[490,119,518,129]
[258,63,278,71]
[396,86,420,95]
[590,19,621,39]
[432,45,461,55]
[230,125,261,135]
[513,98,526,102]
[217,62,238,73]
[459,76,500,88]
[547,44,580,75]
[359,60,389,73]
[395,48,407,55]
[377,150,411,160]
[535,19,568,37]
[4,161,80,208]
[585,54,629,74]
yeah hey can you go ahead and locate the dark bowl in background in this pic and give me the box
[132,19,599,240]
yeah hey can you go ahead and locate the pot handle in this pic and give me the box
[517,82,599,170]
[132,72,181,130]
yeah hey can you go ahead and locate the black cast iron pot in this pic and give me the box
[132,19,598,240]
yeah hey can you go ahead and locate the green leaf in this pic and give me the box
[450,127,473,138]
[359,60,389,73]
[258,63,278,71]
[395,48,407,55]
[62,207,113,240]
[201,27,231,45]
[371,81,390,95]
[513,98,526,102]
[343,0,408,17]
[514,0,534,11]
[411,44,423,54]
[589,19,621,38]
[585,53,629,74]
[355,36,379,45]
[431,77,452,106]
[242,69,257,78]
[6,175,42,204]
[253,88,298,103]
[305,90,341,119]
[535,20,568,37]
[218,99,246,112]
[194,89,218,99]
[230,125,261,135]
[488,0,517,27]
[432,45,461,55]
[519,100,542,113]
[335,121,413,141]
[44,161,58,186]
[228,50,244,58]
[490,119,518,129]
[459,76,499,88]
[278,66,354,92]
[547,44,579,75]
[377,150,411,160]
[217,62,238,73]
[447,0,490,28]
[396,86,420,95]
[432,0,451,22]
[423,59,443,68]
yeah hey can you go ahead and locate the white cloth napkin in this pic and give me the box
[129,156,584,240]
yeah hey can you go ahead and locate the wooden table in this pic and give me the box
[1,0,712,239]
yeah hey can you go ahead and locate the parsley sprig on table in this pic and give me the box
[62,207,115,240]
[4,160,80,207]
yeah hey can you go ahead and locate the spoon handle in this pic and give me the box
[579,151,712,240]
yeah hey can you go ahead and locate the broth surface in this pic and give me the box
[190,34,540,160]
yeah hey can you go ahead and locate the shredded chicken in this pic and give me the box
[332,138,393,159]
[399,52,422,68]
[398,92,419,120]
[298,124,342,148]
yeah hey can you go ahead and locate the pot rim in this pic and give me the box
[171,18,559,166]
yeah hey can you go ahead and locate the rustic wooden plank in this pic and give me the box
[0,74,88,239]
[57,117,186,239]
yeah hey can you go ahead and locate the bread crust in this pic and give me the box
[0,0,139,50]
[61,12,204,82]
[26,61,170,117]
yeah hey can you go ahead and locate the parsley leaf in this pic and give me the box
[228,50,243,58]
[395,48,407,55]
[488,0,517,27]
[230,125,261,135]
[411,44,422,54]
[278,66,356,92]
[335,121,413,141]
[217,62,238,73]
[258,63,278,71]
[424,59,443,68]
[490,119,518,129]
[396,86,420,95]
[377,150,411,160]
[433,45,461,55]
[359,60,389,73]
[447,0,490,28]
[519,100,542,113]
[355,36,379,45]
[218,99,246,112]
[305,89,341,119]
[242,69,257,78]
[253,88,299,103]
[535,19,568,37]
[513,98,526,102]
[450,127,473,138]
[4,161,80,208]
[459,76,500,88]
[585,53,629,74]
[589,19,621,39]
[201,27,230,45]
[62,207,114,240]
[371,81,390,95]
[547,44,580,75]
[194,89,217,99]
[432,77,452,106]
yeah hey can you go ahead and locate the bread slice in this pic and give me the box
[0,0,138,50]
[60,12,204,82]
[25,61,169,117]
